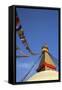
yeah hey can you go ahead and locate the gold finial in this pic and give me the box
[42,43,49,52]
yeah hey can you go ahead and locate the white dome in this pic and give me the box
[27,70,58,81]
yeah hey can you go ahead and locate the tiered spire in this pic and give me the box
[37,44,56,72]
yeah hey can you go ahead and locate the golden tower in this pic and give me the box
[37,44,56,72]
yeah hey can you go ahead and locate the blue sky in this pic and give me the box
[16,7,59,82]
